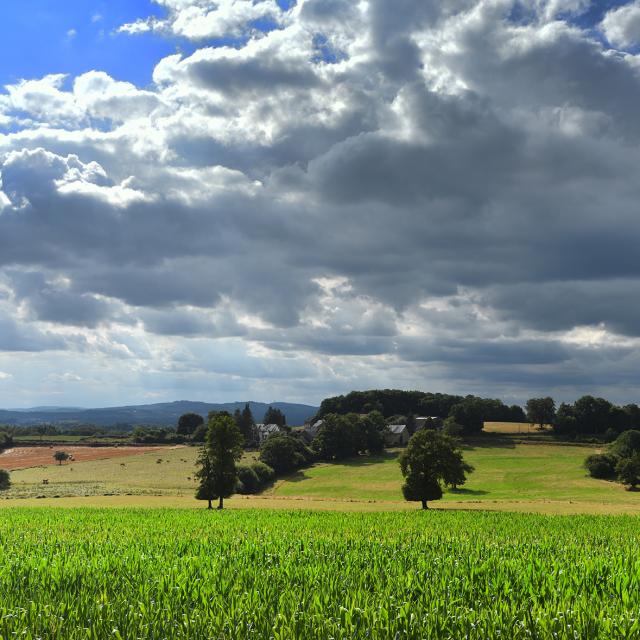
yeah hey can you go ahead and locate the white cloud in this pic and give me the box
[2,0,640,405]
[120,0,285,40]
[602,1,640,48]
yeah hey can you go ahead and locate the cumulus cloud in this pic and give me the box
[119,0,285,40]
[602,1,640,48]
[2,0,640,406]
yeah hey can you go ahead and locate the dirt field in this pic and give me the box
[0,446,182,471]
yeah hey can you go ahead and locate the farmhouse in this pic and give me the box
[255,423,282,444]
[302,419,324,443]
[386,424,410,447]
[415,416,444,431]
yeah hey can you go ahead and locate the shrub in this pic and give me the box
[616,455,640,489]
[260,435,313,474]
[610,430,640,459]
[251,462,275,485]
[604,428,618,443]
[236,465,261,494]
[584,453,618,479]
[0,469,10,490]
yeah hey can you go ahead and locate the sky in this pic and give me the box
[1,0,640,409]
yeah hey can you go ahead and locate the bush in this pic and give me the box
[236,465,261,494]
[251,462,275,485]
[604,428,618,443]
[0,469,10,490]
[584,453,618,479]
[235,462,275,494]
[610,430,640,459]
[616,455,640,489]
[260,435,313,474]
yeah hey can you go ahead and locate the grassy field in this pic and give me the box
[0,508,638,639]
[270,442,640,513]
[2,446,261,500]
[2,437,638,514]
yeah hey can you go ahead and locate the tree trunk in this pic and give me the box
[217,496,224,510]
[421,499,428,510]
[207,499,212,510]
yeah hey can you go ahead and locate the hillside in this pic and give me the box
[0,401,318,429]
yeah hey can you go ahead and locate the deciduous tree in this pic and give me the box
[399,430,473,509]
[195,413,243,510]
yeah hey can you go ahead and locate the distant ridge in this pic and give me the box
[0,401,318,429]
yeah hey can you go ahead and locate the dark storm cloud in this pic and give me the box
[2,0,640,402]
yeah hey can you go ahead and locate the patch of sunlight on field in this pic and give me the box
[271,443,639,513]
[483,421,552,434]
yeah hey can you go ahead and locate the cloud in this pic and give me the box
[2,0,640,406]
[602,1,640,48]
[119,0,285,40]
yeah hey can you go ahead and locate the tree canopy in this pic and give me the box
[525,397,556,429]
[399,430,473,509]
[176,412,204,436]
[195,413,243,510]
[263,406,287,427]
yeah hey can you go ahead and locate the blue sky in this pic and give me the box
[0,0,297,89]
[0,0,173,87]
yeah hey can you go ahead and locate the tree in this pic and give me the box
[525,397,556,430]
[443,417,464,437]
[54,451,70,465]
[236,403,257,446]
[313,413,360,460]
[263,406,286,427]
[406,414,418,435]
[584,453,618,479]
[610,430,640,459]
[360,411,387,454]
[448,399,484,435]
[0,469,10,490]
[195,413,243,510]
[616,455,640,490]
[399,430,473,509]
[177,412,204,436]
[259,435,312,474]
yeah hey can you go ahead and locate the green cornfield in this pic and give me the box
[0,509,639,639]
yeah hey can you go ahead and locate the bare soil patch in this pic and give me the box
[0,446,181,471]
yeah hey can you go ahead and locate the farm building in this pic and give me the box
[415,416,444,431]
[302,419,324,443]
[386,424,410,447]
[255,423,282,444]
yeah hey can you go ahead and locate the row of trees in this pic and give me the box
[317,390,525,433]
[178,404,287,446]
[195,409,474,510]
[526,396,640,438]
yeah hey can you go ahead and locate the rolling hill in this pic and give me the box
[0,400,318,429]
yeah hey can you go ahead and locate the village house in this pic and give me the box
[386,424,410,447]
[415,416,444,431]
[302,419,324,443]
[255,423,282,444]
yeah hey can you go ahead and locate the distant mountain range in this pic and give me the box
[0,401,319,429]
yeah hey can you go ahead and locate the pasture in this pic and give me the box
[2,440,639,514]
[0,508,638,639]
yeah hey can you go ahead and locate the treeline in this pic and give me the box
[317,390,526,435]
[526,396,640,439]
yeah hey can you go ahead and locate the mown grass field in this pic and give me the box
[270,442,640,512]
[2,437,639,514]
[0,508,638,639]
